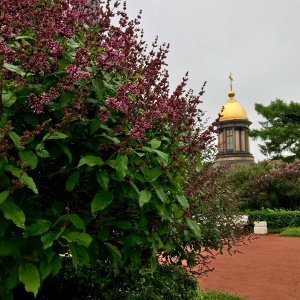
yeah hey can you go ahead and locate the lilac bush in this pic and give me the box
[0,1,242,298]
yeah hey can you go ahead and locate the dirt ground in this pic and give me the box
[198,233,300,300]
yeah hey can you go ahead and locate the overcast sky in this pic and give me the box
[126,0,300,161]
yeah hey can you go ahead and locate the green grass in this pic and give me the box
[196,289,247,300]
[267,227,283,233]
[279,227,300,237]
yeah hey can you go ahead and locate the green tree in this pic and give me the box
[248,99,300,161]
[228,160,300,210]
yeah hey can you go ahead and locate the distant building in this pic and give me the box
[215,74,254,166]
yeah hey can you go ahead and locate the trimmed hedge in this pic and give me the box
[248,210,300,229]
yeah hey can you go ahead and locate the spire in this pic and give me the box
[228,72,235,100]
[229,72,233,91]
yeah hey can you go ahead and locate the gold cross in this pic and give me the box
[229,72,233,91]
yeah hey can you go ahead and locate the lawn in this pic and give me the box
[197,289,247,300]
[279,227,300,237]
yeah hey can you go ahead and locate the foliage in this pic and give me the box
[12,261,199,300]
[228,160,300,210]
[190,163,246,254]
[279,227,300,237]
[248,209,300,229]
[0,0,246,298]
[197,290,247,300]
[248,99,300,161]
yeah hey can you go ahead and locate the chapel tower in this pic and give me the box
[215,73,254,165]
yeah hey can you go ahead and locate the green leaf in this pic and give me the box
[41,231,61,249]
[51,255,61,276]
[196,154,203,172]
[150,256,158,273]
[130,250,141,270]
[69,214,85,231]
[0,284,13,300]
[153,198,172,221]
[151,182,167,202]
[0,240,20,257]
[2,91,17,107]
[77,232,92,247]
[116,221,131,229]
[121,182,139,199]
[5,165,38,193]
[185,218,201,240]
[8,132,23,150]
[143,146,169,166]
[108,159,116,169]
[0,198,25,229]
[61,145,72,164]
[61,229,78,242]
[97,227,109,241]
[0,213,10,237]
[78,155,104,167]
[138,215,148,229]
[6,266,20,290]
[150,138,161,149]
[129,181,139,194]
[105,242,122,259]
[66,170,82,191]
[15,35,37,41]
[69,245,79,271]
[96,169,110,190]
[99,133,120,143]
[20,172,38,194]
[42,129,68,141]
[91,190,113,213]
[58,91,72,109]
[153,149,169,166]
[0,157,7,174]
[92,79,106,101]
[0,190,9,205]
[116,153,128,180]
[36,143,50,158]
[5,164,20,178]
[64,231,92,247]
[72,244,90,266]
[176,194,189,209]
[39,257,52,280]
[18,150,38,170]
[142,167,162,182]
[138,190,152,207]
[3,63,28,77]
[90,118,101,135]
[19,263,40,297]
[26,222,51,236]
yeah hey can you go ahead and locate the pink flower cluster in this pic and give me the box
[65,65,90,80]
[27,88,60,114]
[129,117,152,140]
[106,97,128,112]
[96,42,126,70]
[98,109,111,122]
[0,39,15,62]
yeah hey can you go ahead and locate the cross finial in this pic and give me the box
[229,72,233,91]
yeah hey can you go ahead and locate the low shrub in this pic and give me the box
[248,210,300,229]
[279,227,300,237]
[13,261,199,300]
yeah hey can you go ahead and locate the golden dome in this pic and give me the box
[219,91,248,121]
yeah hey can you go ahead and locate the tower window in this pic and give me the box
[226,128,233,151]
